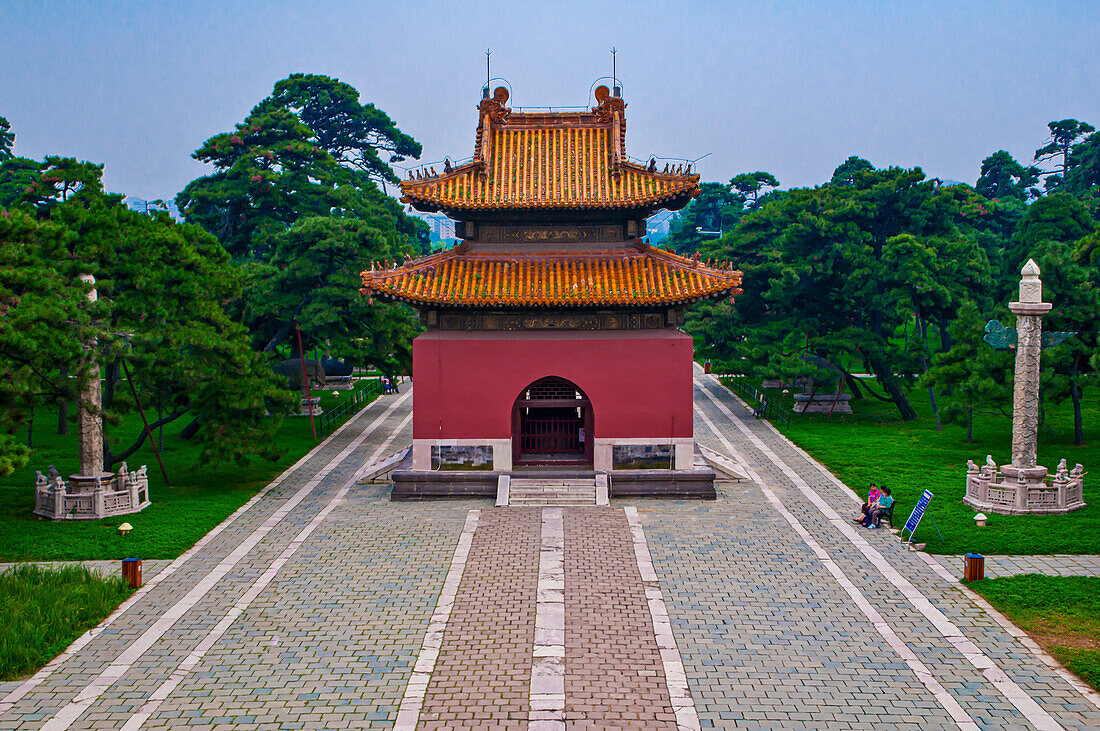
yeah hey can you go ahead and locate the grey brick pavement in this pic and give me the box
[676,376,1100,729]
[1,377,1097,729]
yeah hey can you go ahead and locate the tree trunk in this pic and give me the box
[57,367,69,435]
[967,405,974,444]
[845,373,864,400]
[870,357,918,420]
[917,312,941,430]
[27,406,34,448]
[1071,356,1084,446]
[178,417,202,440]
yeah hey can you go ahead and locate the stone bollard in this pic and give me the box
[964,553,985,582]
[121,558,142,588]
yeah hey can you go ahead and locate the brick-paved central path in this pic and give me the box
[1,378,1099,729]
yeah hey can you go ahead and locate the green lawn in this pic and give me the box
[0,564,133,680]
[0,382,378,561]
[724,377,1099,555]
[970,575,1100,691]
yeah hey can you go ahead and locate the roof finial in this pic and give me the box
[612,47,618,98]
[485,48,491,99]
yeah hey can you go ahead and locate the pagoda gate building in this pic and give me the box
[361,84,742,497]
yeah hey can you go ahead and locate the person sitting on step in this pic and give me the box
[861,487,893,529]
[852,482,881,524]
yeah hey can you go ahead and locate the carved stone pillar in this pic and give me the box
[73,274,112,490]
[1003,259,1051,483]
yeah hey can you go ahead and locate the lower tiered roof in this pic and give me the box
[360,245,742,308]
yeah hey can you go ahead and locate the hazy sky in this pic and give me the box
[1,1,1097,201]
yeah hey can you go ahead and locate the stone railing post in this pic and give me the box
[53,481,65,516]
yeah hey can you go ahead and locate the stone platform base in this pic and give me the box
[964,461,1086,515]
[388,451,717,500]
[297,397,323,416]
[326,376,355,390]
[792,393,852,414]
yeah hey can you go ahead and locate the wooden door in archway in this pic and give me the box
[512,377,593,466]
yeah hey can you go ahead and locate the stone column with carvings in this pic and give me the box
[1003,259,1051,484]
[73,274,111,494]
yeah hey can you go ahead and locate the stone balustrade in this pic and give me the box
[964,458,1085,515]
[33,464,151,520]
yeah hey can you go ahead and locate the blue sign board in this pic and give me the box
[903,490,933,541]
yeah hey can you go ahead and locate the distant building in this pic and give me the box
[125,197,182,221]
[646,210,675,244]
[407,208,459,250]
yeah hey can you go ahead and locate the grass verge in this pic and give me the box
[0,382,379,561]
[970,574,1100,691]
[719,376,1099,555]
[0,564,132,681]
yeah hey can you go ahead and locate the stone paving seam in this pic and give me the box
[624,506,702,731]
[37,391,413,731]
[696,379,1067,731]
[392,508,481,730]
[693,403,980,730]
[529,507,565,730]
[116,409,415,731]
[710,375,1100,718]
[0,391,388,717]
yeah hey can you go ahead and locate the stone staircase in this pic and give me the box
[497,474,609,507]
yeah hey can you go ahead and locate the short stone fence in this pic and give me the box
[964,458,1085,515]
[34,464,151,520]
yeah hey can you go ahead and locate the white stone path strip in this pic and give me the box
[696,379,1065,731]
[0,394,385,716]
[624,506,701,731]
[709,375,1100,718]
[119,409,415,731]
[693,403,978,730]
[529,507,566,730]
[392,508,481,731]
[39,389,414,731]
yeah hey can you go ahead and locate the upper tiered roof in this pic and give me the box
[399,86,700,216]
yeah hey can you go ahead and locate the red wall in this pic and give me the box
[412,329,693,440]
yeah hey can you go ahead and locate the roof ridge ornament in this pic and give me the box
[592,84,626,123]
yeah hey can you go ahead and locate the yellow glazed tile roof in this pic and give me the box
[399,87,700,213]
[360,246,742,308]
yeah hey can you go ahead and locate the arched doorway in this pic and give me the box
[512,376,593,466]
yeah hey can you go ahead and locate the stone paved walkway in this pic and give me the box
[0,378,1097,729]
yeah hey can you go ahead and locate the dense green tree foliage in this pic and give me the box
[829,156,874,186]
[176,75,428,376]
[1,158,293,470]
[976,150,1039,202]
[1017,200,1100,444]
[665,182,745,255]
[1035,119,1096,193]
[243,215,419,375]
[176,107,347,259]
[729,172,779,207]
[0,117,13,161]
[921,302,1012,442]
[688,165,990,420]
[0,209,92,475]
[267,74,422,188]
